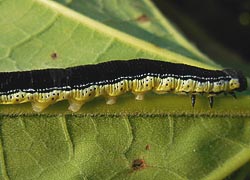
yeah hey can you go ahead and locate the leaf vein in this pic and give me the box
[60,115,74,161]
[0,120,10,180]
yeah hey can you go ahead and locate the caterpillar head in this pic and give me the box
[222,69,247,92]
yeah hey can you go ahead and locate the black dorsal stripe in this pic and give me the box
[0,59,232,93]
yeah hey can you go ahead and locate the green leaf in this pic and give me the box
[0,0,249,179]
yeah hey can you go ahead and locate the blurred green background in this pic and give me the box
[154,0,250,69]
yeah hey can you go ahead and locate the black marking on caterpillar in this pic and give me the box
[0,59,247,112]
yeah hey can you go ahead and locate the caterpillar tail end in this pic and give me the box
[68,99,84,112]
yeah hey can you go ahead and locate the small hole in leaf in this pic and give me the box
[51,52,58,60]
[136,14,150,23]
[146,144,150,151]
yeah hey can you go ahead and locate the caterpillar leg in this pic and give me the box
[106,96,117,105]
[153,91,167,95]
[208,96,214,108]
[134,93,145,101]
[229,92,237,99]
[31,102,50,112]
[191,95,196,107]
[68,99,85,112]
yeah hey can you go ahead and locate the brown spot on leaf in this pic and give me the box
[136,14,150,23]
[51,52,58,60]
[132,159,146,171]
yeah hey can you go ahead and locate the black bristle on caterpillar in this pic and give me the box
[0,59,247,112]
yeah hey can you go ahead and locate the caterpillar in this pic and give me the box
[0,59,247,112]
